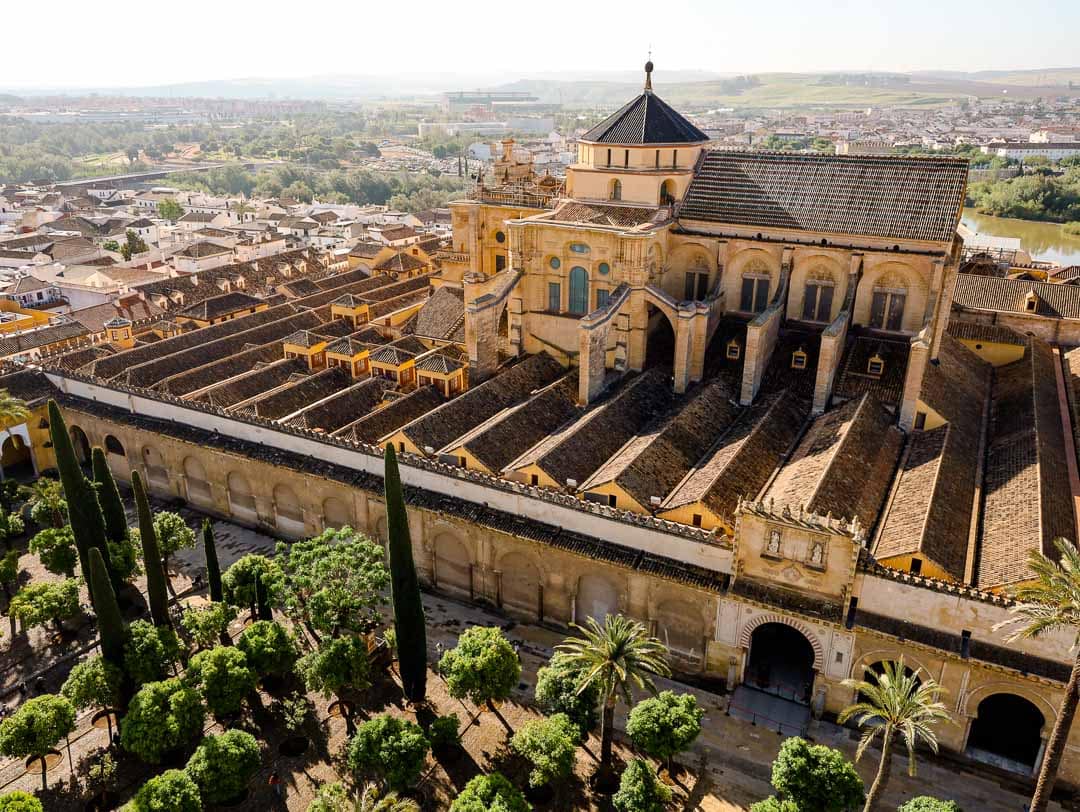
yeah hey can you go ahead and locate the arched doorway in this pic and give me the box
[70,426,91,465]
[434,534,472,597]
[656,599,705,668]
[0,433,34,480]
[183,456,211,507]
[322,496,351,530]
[966,694,1045,774]
[273,483,305,537]
[227,471,257,523]
[744,623,816,704]
[660,179,676,206]
[644,303,676,369]
[576,574,619,624]
[499,553,541,619]
[497,308,510,358]
[104,435,129,479]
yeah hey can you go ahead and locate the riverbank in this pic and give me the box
[961,209,1080,266]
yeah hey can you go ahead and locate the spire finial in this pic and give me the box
[644,52,653,92]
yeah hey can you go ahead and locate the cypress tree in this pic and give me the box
[92,447,128,546]
[48,400,115,593]
[254,570,272,621]
[384,444,427,702]
[133,471,169,628]
[89,546,126,671]
[203,519,222,603]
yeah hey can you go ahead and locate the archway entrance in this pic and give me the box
[966,694,1044,774]
[70,426,91,466]
[744,623,816,705]
[644,303,675,370]
[0,434,34,480]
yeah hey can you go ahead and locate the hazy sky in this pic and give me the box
[6,0,1078,88]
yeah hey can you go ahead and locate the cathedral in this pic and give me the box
[13,63,1080,789]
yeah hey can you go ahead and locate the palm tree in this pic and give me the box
[994,537,1080,812]
[353,783,419,812]
[556,613,670,781]
[0,390,28,425]
[839,659,950,812]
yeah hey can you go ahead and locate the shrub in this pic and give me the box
[439,626,521,707]
[236,619,298,676]
[296,635,370,698]
[899,799,963,812]
[121,678,206,763]
[510,713,579,788]
[0,791,43,812]
[429,713,461,750]
[180,602,236,649]
[1063,221,1080,237]
[28,526,77,576]
[187,646,256,717]
[346,714,429,791]
[612,759,672,812]
[61,655,122,713]
[124,620,181,686]
[626,690,703,770]
[449,772,530,812]
[749,799,800,812]
[0,695,76,791]
[767,737,864,812]
[184,729,260,805]
[221,554,281,616]
[9,579,79,632]
[130,769,202,812]
[534,653,601,735]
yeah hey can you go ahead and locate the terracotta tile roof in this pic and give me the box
[506,367,674,487]
[581,90,708,145]
[178,291,262,321]
[192,357,310,409]
[415,351,465,375]
[373,252,428,273]
[581,375,742,508]
[663,388,809,523]
[283,330,327,349]
[410,286,464,341]
[175,241,231,259]
[832,334,910,407]
[767,393,903,530]
[0,322,90,356]
[0,368,56,405]
[369,344,417,366]
[285,377,393,432]
[348,242,385,259]
[68,299,164,334]
[240,365,352,421]
[336,385,446,444]
[157,343,283,397]
[542,202,666,229]
[947,319,1026,346]
[953,273,1080,319]
[395,353,565,451]
[875,335,990,580]
[7,276,51,294]
[680,151,968,243]
[447,373,581,472]
[978,337,1076,588]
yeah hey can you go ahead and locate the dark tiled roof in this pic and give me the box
[157,343,283,397]
[680,151,968,243]
[766,394,903,530]
[397,353,565,451]
[285,377,392,432]
[178,291,262,321]
[415,351,465,375]
[193,357,310,409]
[978,337,1075,588]
[508,368,675,487]
[542,202,665,229]
[832,334,909,407]
[0,368,57,405]
[582,376,742,508]
[240,365,352,420]
[175,241,231,259]
[581,90,708,145]
[663,388,809,523]
[348,242,386,259]
[953,273,1080,319]
[410,286,464,341]
[337,385,446,444]
[0,322,90,356]
[947,319,1026,346]
[69,299,164,334]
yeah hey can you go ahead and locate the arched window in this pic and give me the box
[660,179,676,205]
[739,261,772,314]
[104,435,125,456]
[568,267,589,315]
[803,273,836,322]
[610,179,622,201]
[870,285,907,331]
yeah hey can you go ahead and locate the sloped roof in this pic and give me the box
[680,151,968,243]
[581,90,708,145]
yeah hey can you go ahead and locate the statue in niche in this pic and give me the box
[809,540,825,567]
[766,529,782,556]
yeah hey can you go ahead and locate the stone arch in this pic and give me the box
[104,435,125,457]
[789,254,846,323]
[497,551,542,619]
[433,532,472,597]
[183,455,211,505]
[273,482,304,536]
[372,514,388,546]
[854,260,927,334]
[655,598,707,663]
[69,425,91,465]
[322,495,352,530]
[142,445,169,490]
[0,429,34,480]
[737,613,825,671]
[725,249,780,315]
[667,242,716,301]
[609,178,622,201]
[850,649,935,683]
[660,178,677,205]
[959,680,1058,724]
[227,471,256,521]
[576,572,620,624]
[966,692,1047,773]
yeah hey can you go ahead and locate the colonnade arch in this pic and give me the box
[965,693,1046,774]
[498,552,542,618]
[183,456,211,506]
[273,483,304,536]
[69,425,91,465]
[433,533,472,597]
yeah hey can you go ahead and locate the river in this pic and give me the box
[961,209,1080,267]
